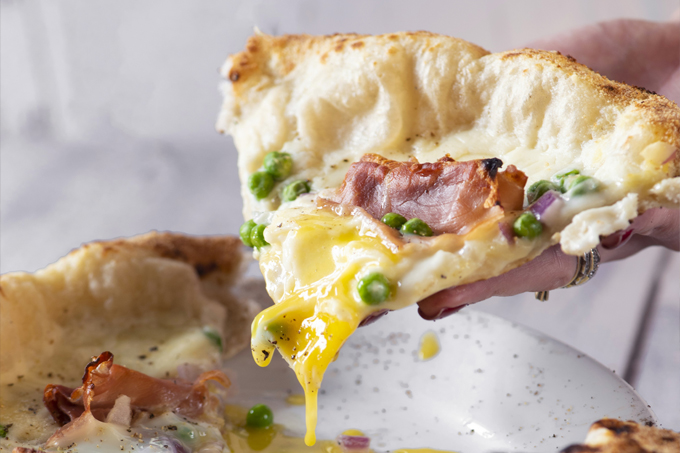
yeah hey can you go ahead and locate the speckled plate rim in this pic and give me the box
[224,306,656,452]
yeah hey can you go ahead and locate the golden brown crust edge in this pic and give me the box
[500,48,680,154]
[223,32,680,167]
[76,231,245,279]
[226,31,487,97]
[561,419,680,453]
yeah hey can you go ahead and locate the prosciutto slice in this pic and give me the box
[327,154,527,235]
[43,352,230,427]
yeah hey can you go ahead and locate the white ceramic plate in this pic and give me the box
[224,307,655,452]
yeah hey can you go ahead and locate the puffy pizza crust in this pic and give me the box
[217,31,680,256]
[561,419,680,453]
[0,232,260,446]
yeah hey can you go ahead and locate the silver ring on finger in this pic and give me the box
[534,248,601,301]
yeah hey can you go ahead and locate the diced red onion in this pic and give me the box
[530,190,564,226]
[336,434,371,451]
[167,438,190,453]
[498,221,515,244]
[662,149,678,165]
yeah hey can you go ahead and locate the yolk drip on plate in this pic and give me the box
[224,404,458,453]
[251,207,401,446]
[418,331,441,361]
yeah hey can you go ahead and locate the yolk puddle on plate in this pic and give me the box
[418,330,440,361]
[224,404,341,452]
[342,429,366,436]
[224,404,457,453]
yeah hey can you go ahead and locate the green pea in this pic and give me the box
[246,404,274,428]
[513,212,543,239]
[264,322,285,336]
[357,272,392,305]
[281,180,311,202]
[527,180,559,204]
[263,151,293,181]
[400,218,433,237]
[250,224,269,248]
[248,171,275,200]
[240,220,257,247]
[567,175,600,196]
[202,327,223,352]
[554,169,580,192]
[381,213,408,230]
[178,426,196,443]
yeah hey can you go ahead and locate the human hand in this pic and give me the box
[417,19,680,321]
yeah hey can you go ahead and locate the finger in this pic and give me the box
[417,245,576,320]
[418,232,663,321]
[527,19,680,103]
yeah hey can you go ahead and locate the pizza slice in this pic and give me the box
[561,419,680,453]
[217,32,680,445]
[0,232,261,452]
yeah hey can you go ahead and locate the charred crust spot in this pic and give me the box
[634,85,657,96]
[334,37,349,52]
[481,158,503,178]
[229,71,240,82]
[501,51,523,59]
[594,418,641,435]
[565,54,576,62]
[195,262,218,277]
[351,41,365,49]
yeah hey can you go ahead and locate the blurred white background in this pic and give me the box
[1,0,679,430]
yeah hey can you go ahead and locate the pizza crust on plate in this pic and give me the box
[0,232,260,448]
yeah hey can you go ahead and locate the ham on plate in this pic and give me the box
[43,351,230,444]
[326,154,528,235]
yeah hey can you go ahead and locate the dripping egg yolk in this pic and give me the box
[251,206,401,446]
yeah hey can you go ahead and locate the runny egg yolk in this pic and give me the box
[251,208,400,446]
[252,304,358,446]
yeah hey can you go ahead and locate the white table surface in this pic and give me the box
[1,0,679,433]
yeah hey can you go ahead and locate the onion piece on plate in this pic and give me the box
[336,434,371,452]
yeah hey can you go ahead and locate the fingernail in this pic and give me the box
[435,304,469,320]
[418,305,468,321]
[359,309,389,327]
[602,227,634,250]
